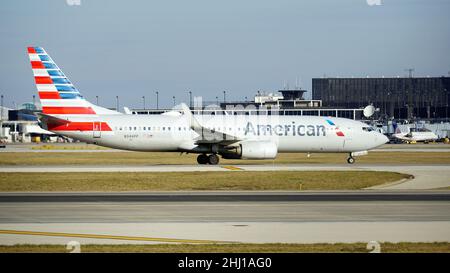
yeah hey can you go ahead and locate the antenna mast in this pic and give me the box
[404,68,415,78]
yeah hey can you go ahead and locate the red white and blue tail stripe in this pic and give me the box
[27,46,99,116]
[27,46,119,132]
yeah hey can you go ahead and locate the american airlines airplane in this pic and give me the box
[27,46,388,165]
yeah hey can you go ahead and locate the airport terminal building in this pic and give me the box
[312,77,450,120]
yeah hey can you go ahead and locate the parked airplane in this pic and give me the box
[393,126,438,143]
[27,46,388,164]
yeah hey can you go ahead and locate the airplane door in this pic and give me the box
[93,121,101,138]
[343,138,350,150]
[342,130,352,150]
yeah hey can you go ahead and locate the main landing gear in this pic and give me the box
[197,154,220,165]
[347,154,355,164]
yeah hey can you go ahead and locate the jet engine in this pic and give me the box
[220,140,278,159]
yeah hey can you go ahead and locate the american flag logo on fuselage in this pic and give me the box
[325,119,345,137]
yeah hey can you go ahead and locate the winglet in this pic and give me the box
[123,107,132,115]
[180,103,202,130]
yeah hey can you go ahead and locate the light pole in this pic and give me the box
[0,94,3,125]
[188,91,192,109]
[0,94,4,138]
[223,90,226,103]
[32,95,36,108]
[96,95,99,105]
[173,96,176,107]
[116,96,119,111]
[446,90,448,120]
[156,91,159,110]
[142,96,146,109]
[216,96,219,105]
[386,91,391,118]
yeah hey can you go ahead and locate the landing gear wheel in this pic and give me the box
[197,154,208,165]
[347,157,355,164]
[208,154,220,165]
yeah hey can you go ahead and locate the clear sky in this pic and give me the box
[1,0,449,109]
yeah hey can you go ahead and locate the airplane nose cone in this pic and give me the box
[375,133,389,147]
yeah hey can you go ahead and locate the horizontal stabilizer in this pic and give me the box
[35,112,70,127]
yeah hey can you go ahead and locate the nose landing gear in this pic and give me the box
[347,154,355,164]
[197,154,220,165]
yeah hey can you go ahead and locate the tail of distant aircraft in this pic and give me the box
[27,46,119,119]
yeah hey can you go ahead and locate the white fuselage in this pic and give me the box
[55,114,388,153]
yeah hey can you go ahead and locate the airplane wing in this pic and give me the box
[194,130,240,145]
[180,103,241,146]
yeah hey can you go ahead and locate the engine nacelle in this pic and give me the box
[220,141,278,159]
[241,140,278,159]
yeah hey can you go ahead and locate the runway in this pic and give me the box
[1,191,450,202]
[0,191,449,245]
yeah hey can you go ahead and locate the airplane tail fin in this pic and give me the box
[27,46,120,119]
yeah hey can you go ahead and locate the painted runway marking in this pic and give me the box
[0,229,233,244]
[221,166,244,171]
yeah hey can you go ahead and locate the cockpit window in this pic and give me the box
[362,126,375,132]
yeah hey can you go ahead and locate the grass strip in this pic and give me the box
[0,242,449,253]
[0,171,409,191]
